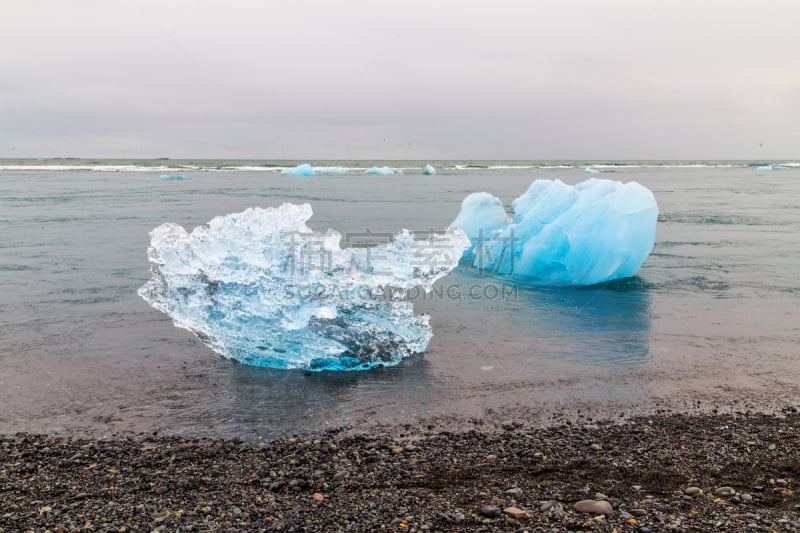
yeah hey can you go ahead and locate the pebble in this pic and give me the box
[740,493,753,502]
[684,486,703,497]
[503,506,528,519]
[540,500,563,514]
[714,486,736,498]
[312,492,324,502]
[573,499,613,514]
[504,487,524,499]
[479,504,502,518]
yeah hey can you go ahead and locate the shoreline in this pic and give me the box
[3,409,800,531]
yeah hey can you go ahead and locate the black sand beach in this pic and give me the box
[3,409,800,532]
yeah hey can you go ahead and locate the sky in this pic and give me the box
[1,0,799,160]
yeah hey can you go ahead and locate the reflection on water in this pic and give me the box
[424,270,652,368]
[521,277,652,367]
[159,354,439,439]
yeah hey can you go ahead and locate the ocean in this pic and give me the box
[1,159,798,439]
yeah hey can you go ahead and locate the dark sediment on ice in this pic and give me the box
[2,410,800,532]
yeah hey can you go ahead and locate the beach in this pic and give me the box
[3,410,800,531]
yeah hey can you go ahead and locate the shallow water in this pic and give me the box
[1,164,799,438]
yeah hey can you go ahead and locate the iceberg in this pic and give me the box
[160,174,191,180]
[423,164,436,175]
[138,204,469,371]
[757,165,773,171]
[450,178,658,286]
[584,167,600,174]
[365,166,395,175]
[320,167,348,175]
[281,164,316,176]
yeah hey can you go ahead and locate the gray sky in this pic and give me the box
[1,0,798,159]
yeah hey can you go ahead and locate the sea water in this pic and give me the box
[0,160,798,438]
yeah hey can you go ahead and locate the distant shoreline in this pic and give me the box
[2,158,798,173]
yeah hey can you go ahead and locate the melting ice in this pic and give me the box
[281,164,316,176]
[450,178,658,286]
[365,166,395,175]
[138,204,469,370]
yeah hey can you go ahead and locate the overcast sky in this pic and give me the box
[1,1,798,160]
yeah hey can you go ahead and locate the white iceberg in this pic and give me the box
[281,164,316,176]
[423,164,436,175]
[320,167,348,175]
[450,178,658,285]
[757,165,773,171]
[365,166,395,175]
[584,167,600,174]
[139,204,470,371]
[450,192,509,260]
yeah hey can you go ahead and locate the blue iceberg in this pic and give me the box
[365,166,395,175]
[757,165,773,171]
[281,164,316,176]
[138,204,469,371]
[423,164,436,175]
[584,167,600,174]
[450,178,658,285]
[160,174,191,180]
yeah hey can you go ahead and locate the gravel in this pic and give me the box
[2,410,800,531]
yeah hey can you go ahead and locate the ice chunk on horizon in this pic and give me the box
[449,178,658,286]
[320,167,348,175]
[365,166,395,175]
[281,164,316,176]
[160,174,191,180]
[584,167,600,174]
[138,204,470,371]
[423,164,436,175]
[757,165,773,171]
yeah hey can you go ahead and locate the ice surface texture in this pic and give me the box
[139,204,469,370]
[281,164,316,176]
[450,178,658,285]
[365,166,395,175]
